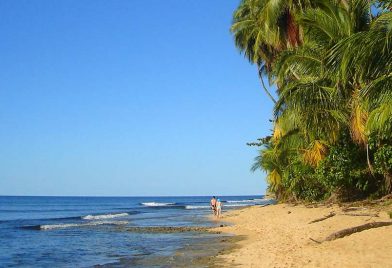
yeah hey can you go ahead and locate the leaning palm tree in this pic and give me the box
[231,0,278,103]
[230,0,315,103]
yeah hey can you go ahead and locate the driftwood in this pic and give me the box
[342,207,366,212]
[309,237,322,244]
[304,202,323,208]
[308,212,336,224]
[364,194,392,205]
[381,193,392,201]
[325,222,392,241]
[343,213,379,217]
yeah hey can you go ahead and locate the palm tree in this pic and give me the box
[231,0,278,103]
[273,0,370,152]
[328,12,392,136]
[328,11,392,192]
[230,0,315,104]
[251,142,288,198]
[234,0,392,198]
[244,0,379,198]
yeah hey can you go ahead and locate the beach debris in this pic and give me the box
[310,221,392,244]
[309,237,322,244]
[325,221,392,241]
[380,193,392,201]
[360,194,392,205]
[342,213,379,217]
[305,202,321,208]
[341,207,367,212]
[308,212,336,224]
[260,203,271,207]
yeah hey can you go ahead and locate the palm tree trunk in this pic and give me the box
[257,67,277,104]
[366,143,374,174]
[286,12,300,47]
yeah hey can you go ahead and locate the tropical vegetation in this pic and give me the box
[232,0,392,201]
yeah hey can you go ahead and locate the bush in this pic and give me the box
[369,134,392,194]
[281,158,327,201]
[315,141,374,200]
[373,145,392,193]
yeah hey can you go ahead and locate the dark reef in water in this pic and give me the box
[117,225,225,234]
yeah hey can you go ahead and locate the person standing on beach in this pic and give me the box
[216,198,222,218]
[210,196,217,215]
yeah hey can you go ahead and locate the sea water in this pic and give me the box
[0,196,272,267]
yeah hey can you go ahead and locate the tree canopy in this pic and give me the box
[232,0,392,201]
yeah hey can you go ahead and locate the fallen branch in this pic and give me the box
[305,202,321,208]
[308,212,336,224]
[365,194,392,205]
[309,237,322,244]
[381,193,392,201]
[325,221,392,241]
[343,213,379,217]
[342,207,366,212]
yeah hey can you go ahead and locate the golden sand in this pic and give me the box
[212,203,392,267]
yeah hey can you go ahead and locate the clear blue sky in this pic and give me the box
[0,0,274,196]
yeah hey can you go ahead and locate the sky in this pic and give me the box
[0,0,274,196]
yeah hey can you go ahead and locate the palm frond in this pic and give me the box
[302,140,329,167]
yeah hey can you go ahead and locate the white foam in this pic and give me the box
[224,204,252,207]
[226,200,254,203]
[40,223,80,230]
[141,202,175,207]
[185,203,253,209]
[82,213,129,220]
[185,205,210,209]
[40,221,128,230]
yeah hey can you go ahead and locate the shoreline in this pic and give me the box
[210,202,392,267]
[98,210,237,267]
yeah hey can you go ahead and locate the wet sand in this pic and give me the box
[97,232,240,267]
[210,202,392,267]
[97,221,235,267]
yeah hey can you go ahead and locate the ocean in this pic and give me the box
[0,195,272,267]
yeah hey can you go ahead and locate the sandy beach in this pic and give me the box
[212,202,392,267]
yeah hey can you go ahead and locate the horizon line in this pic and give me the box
[0,194,265,198]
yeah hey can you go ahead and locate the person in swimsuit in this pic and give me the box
[210,196,217,215]
[216,198,222,218]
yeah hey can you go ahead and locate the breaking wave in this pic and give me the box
[226,200,254,203]
[185,203,252,209]
[24,221,129,230]
[141,202,176,207]
[82,213,129,220]
[185,205,210,209]
[224,204,252,207]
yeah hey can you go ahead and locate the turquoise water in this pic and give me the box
[0,195,271,267]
